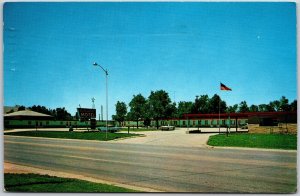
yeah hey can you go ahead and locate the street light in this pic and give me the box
[93,62,108,140]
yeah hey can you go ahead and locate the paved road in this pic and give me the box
[4,135,297,193]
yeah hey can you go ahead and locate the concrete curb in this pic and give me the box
[205,144,297,153]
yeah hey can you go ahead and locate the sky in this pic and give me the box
[3,2,297,119]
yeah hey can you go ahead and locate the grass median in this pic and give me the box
[4,173,137,192]
[4,131,142,141]
[207,133,297,150]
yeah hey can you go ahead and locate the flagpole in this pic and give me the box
[219,93,221,134]
[219,82,221,134]
[219,82,232,134]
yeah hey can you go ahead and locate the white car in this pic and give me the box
[160,125,175,131]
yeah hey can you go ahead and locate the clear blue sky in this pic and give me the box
[3,2,297,118]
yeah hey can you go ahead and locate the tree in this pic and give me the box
[75,112,80,120]
[227,104,238,113]
[192,95,210,114]
[55,107,72,120]
[113,101,127,126]
[238,101,249,113]
[177,101,193,118]
[258,104,268,112]
[249,104,259,112]
[29,105,52,115]
[290,99,297,112]
[148,90,172,129]
[165,102,177,118]
[143,117,151,127]
[279,96,290,111]
[129,94,146,128]
[208,94,227,114]
[269,100,281,111]
[191,96,200,114]
[18,105,26,111]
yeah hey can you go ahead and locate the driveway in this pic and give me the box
[114,128,221,147]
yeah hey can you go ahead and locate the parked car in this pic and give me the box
[241,123,248,129]
[97,126,121,133]
[160,125,175,131]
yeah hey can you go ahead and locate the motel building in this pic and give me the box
[122,111,297,134]
[4,109,297,135]
[182,111,297,134]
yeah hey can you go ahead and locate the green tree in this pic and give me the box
[258,104,268,112]
[148,90,172,129]
[269,100,281,111]
[199,95,211,113]
[29,105,52,115]
[17,105,26,111]
[227,104,238,113]
[279,96,290,111]
[143,118,151,127]
[249,104,259,112]
[113,101,127,126]
[165,102,177,118]
[128,94,146,128]
[177,101,193,118]
[192,95,210,114]
[208,94,227,113]
[238,101,249,113]
[191,96,200,114]
[55,107,72,120]
[290,99,297,112]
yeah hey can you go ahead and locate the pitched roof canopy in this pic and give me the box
[4,110,53,119]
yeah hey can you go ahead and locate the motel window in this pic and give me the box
[205,120,208,126]
[183,121,186,126]
[222,120,225,125]
[193,121,196,126]
[28,121,31,125]
[46,121,49,125]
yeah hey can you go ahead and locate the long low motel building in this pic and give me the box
[183,111,297,134]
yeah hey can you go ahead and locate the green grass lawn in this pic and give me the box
[207,133,297,150]
[4,173,137,192]
[4,131,142,141]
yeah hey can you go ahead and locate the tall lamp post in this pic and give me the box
[93,62,108,140]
